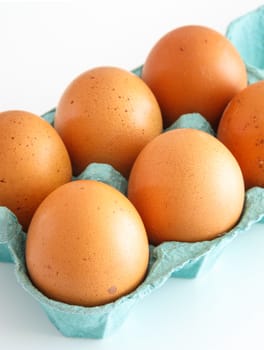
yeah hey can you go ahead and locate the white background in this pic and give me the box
[1,0,264,349]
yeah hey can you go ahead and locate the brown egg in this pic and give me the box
[217,81,264,189]
[128,128,245,244]
[142,25,247,128]
[26,180,149,307]
[54,66,163,177]
[0,110,72,230]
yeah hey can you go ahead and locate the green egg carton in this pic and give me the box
[1,183,264,338]
[226,5,264,84]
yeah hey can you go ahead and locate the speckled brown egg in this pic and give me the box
[142,25,247,128]
[128,128,245,244]
[0,110,72,230]
[25,179,149,307]
[54,66,163,178]
[217,81,264,189]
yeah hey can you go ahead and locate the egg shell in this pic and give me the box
[0,110,72,230]
[142,25,247,128]
[128,128,245,244]
[217,80,264,189]
[54,66,163,177]
[26,179,149,307]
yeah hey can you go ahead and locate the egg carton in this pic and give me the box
[1,5,264,339]
[226,5,264,84]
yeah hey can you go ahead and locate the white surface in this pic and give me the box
[1,1,264,349]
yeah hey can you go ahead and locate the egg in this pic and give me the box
[25,179,149,307]
[142,25,247,128]
[54,66,163,178]
[0,110,72,230]
[217,81,264,189]
[127,128,245,244]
